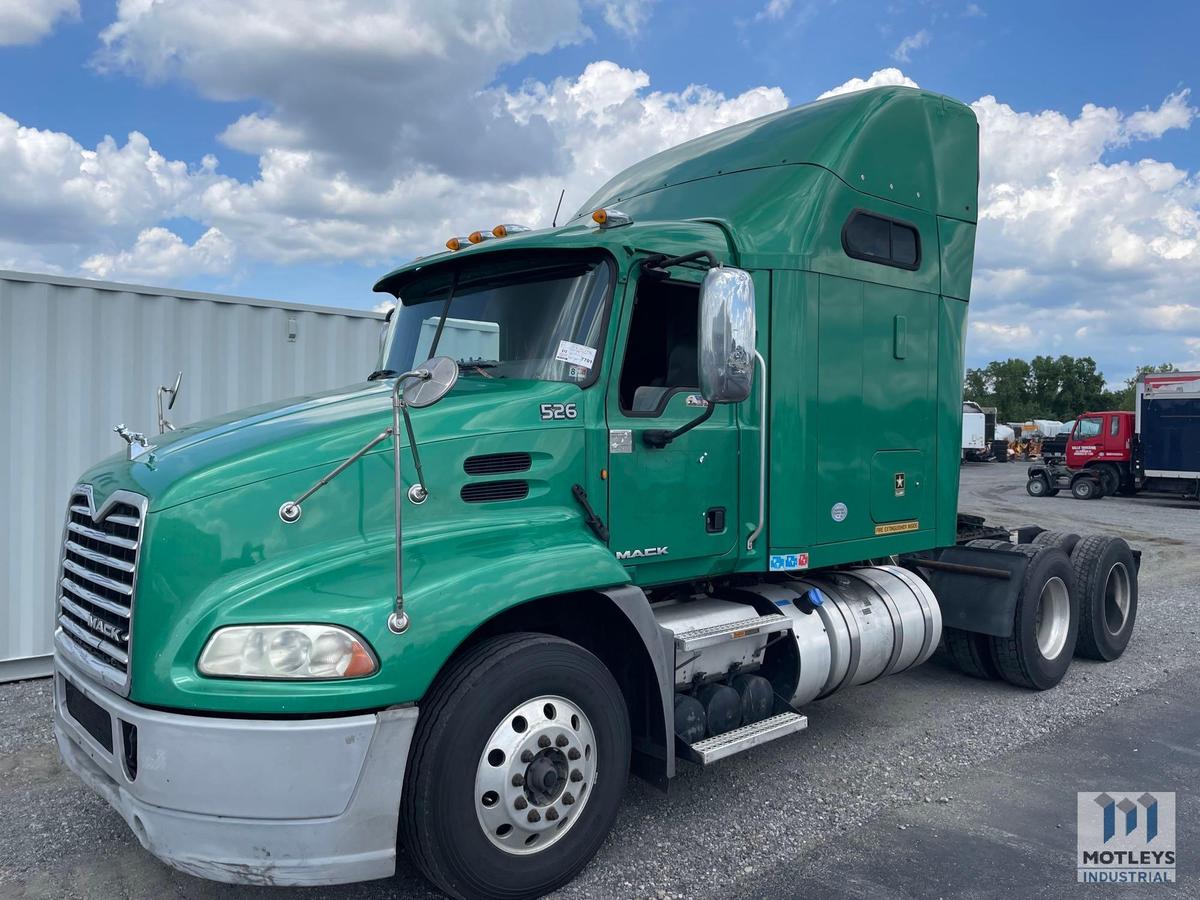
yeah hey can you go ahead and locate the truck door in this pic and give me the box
[1066,415,1104,467]
[604,271,739,581]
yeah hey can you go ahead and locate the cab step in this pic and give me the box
[672,612,792,652]
[677,711,808,765]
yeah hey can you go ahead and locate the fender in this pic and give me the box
[135,496,635,713]
[597,585,677,784]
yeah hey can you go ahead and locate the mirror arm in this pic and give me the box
[396,395,427,499]
[643,402,716,449]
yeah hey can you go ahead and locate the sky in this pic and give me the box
[1,0,1198,383]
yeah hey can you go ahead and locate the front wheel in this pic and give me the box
[400,634,630,900]
[1071,476,1099,500]
[1095,464,1121,498]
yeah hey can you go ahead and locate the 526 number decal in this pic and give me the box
[540,402,578,421]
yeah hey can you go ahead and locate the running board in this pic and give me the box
[672,612,792,652]
[677,711,808,765]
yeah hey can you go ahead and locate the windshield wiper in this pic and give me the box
[457,360,500,369]
[367,368,397,381]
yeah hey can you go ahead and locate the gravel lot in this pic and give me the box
[2,461,1197,899]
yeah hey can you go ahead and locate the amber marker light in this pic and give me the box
[446,237,462,251]
[591,207,632,228]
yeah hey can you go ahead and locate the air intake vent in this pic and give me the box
[461,480,529,503]
[464,452,532,476]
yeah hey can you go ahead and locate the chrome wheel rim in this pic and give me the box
[474,695,597,855]
[1034,575,1071,659]
[1103,562,1131,634]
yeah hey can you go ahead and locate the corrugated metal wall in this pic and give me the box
[0,270,385,681]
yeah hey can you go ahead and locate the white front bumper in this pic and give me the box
[53,649,418,886]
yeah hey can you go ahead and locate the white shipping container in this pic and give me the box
[0,270,385,681]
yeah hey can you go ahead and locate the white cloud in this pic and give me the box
[590,0,656,35]
[964,3,986,16]
[891,29,930,63]
[190,61,787,265]
[970,320,1033,345]
[0,0,78,46]
[755,0,794,22]
[818,67,918,100]
[0,112,215,246]
[81,227,235,281]
[1126,89,1195,139]
[97,0,590,185]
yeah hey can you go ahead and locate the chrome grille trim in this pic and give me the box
[63,558,134,595]
[55,485,147,696]
[60,577,131,618]
[63,540,137,573]
[67,520,139,550]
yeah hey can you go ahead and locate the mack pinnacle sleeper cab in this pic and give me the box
[53,87,1140,899]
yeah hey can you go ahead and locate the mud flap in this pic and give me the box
[908,546,1029,637]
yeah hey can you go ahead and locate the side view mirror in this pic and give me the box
[698,267,756,404]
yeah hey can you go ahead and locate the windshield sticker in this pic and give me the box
[568,365,589,381]
[555,340,597,368]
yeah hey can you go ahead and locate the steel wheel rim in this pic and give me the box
[1031,479,1045,495]
[474,694,597,856]
[1103,562,1131,634]
[1034,575,1070,659]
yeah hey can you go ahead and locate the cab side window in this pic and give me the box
[1075,417,1102,439]
[843,210,921,270]
[618,278,700,415]
[1110,416,1120,437]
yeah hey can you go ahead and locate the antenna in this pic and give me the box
[551,188,565,228]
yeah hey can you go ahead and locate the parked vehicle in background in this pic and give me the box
[962,401,987,460]
[51,87,1142,900]
[1037,372,1200,500]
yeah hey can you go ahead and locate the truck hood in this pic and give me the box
[78,378,574,512]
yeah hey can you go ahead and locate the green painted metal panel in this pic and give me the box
[576,87,978,224]
[935,297,969,547]
[603,270,741,583]
[938,217,977,301]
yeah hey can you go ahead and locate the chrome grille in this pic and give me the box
[57,487,146,690]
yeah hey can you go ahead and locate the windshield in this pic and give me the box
[379,252,613,385]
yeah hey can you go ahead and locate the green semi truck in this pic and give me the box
[53,86,1139,899]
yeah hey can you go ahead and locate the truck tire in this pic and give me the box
[943,627,998,679]
[1026,475,1050,497]
[967,539,1012,550]
[1095,464,1121,498]
[987,545,1078,690]
[400,633,630,900]
[1032,530,1081,555]
[1072,536,1138,661]
[1071,476,1099,501]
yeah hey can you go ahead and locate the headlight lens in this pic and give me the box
[198,624,377,679]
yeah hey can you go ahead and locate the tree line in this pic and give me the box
[963,357,1180,423]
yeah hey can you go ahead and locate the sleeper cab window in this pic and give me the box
[842,210,920,270]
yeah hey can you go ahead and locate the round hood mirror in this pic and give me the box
[404,356,459,408]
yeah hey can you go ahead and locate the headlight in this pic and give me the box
[198,624,378,679]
